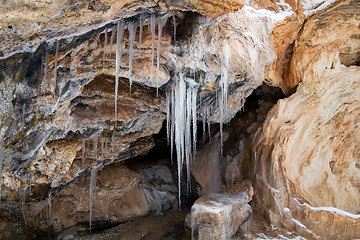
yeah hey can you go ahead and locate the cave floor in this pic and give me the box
[55,210,306,240]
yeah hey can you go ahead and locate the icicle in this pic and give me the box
[172,10,177,42]
[42,51,49,94]
[89,167,98,231]
[170,87,175,164]
[93,132,98,160]
[219,42,231,155]
[138,17,144,49]
[115,22,124,122]
[150,14,156,84]
[54,39,59,98]
[191,87,197,155]
[128,21,137,94]
[112,132,115,153]
[207,106,211,139]
[22,192,27,231]
[185,85,192,192]
[103,27,108,69]
[202,104,206,140]
[101,137,105,160]
[104,137,108,155]
[166,90,171,145]
[82,137,86,164]
[109,25,116,59]
[156,12,170,97]
[48,191,52,217]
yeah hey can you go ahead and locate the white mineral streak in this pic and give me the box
[115,22,124,122]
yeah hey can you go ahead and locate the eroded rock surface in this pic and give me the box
[254,1,360,239]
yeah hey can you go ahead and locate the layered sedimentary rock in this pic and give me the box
[254,1,360,239]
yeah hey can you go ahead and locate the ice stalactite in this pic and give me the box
[48,191,52,217]
[150,14,156,84]
[93,132,98,160]
[219,42,231,154]
[138,17,145,49]
[101,137,105,160]
[82,137,86,164]
[115,22,124,122]
[156,12,170,96]
[102,27,108,69]
[109,25,116,59]
[172,10,176,42]
[167,72,199,207]
[54,39,59,99]
[128,21,137,94]
[89,167,98,231]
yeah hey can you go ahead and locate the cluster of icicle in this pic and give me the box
[112,11,170,122]
[166,42,232,207]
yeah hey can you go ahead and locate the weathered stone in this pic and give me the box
[27,164,149,232]
[187,192,252,240]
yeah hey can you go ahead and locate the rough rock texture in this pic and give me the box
[186,191,252,240]
[254,1,360,239]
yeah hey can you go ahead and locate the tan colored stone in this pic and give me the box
[29,164,149,232]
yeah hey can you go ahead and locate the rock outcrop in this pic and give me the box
[254,1,360,239]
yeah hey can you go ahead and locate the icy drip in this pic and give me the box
[219,42,230,154]
[89,168,98,231]
[103,27,108,69]
[109,25,116,59]
[156,12,170,96]
[138,17,144,49]
[128,21,137,94]
[166,91,171,145]
[115,22,124,123]
[48,191,52,217]
[82,137,86,164]
[172,10,176,42]
[54,39,59,98]
[101,137,105,160]
[93,133,98,160]
[191,87,197,154]
[150,14,156,84]
[167,73,199,207]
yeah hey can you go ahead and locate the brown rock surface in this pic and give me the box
[252,2,360,238]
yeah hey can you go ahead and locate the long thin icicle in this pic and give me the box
[115,22,124,123]
[48,191,52,218]
[172,10,177,42]
[191,87,197,155]
[150,14,156,84]
[219,42,230,155]
[156,12,170,96]
[128,21,137,94]
[109,25,116,59]
[138,17,144,49]
[103,27,108,69]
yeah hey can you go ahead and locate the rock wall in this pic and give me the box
[254,1,360,239]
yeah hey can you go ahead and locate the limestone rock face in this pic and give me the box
[254,1,360,238]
